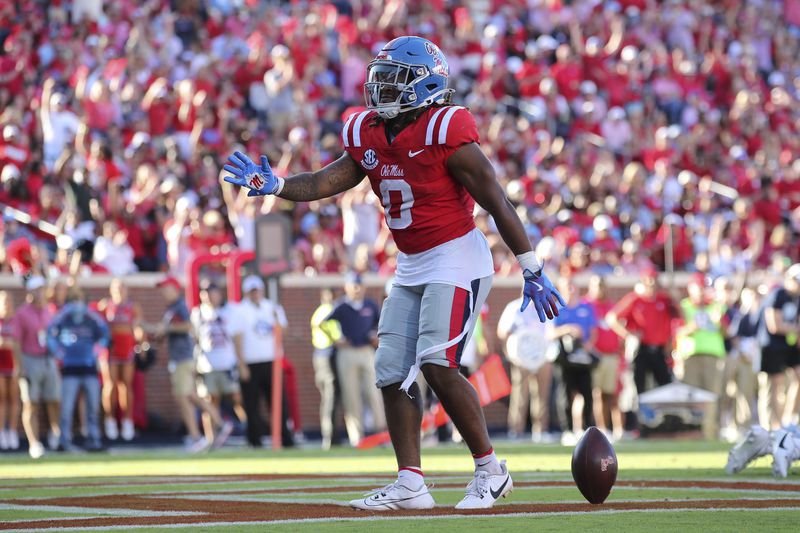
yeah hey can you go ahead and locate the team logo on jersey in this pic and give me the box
[380,164,405,177]
[362,149,379,170]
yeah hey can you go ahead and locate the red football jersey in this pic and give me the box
[342,106,479,255]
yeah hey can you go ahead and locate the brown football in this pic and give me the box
[571,426,618,504]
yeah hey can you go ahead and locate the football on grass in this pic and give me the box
[571,426,617,504]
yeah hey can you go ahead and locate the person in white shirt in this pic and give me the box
[40,79,81,170]
[93,221,138,276]
[191,282,245,428]
[600,107,632,154]
[498,297,554,442]
[228,275,293,448]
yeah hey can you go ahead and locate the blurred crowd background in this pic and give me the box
[1,0,798,280]
[0,0,800,456]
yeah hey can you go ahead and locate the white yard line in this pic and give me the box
[0,503,201,517]
[4,506,800,532]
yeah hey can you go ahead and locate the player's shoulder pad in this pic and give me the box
[424,105,478,147]
[342,109,377,149]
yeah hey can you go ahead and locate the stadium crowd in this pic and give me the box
[0,0,798,279]
[0,0,799,462]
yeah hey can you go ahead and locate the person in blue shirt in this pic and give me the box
[47,287,110,451]
[548,277,598,445]
[326,272,385,446]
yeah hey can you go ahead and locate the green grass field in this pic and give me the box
[0,439,796,532]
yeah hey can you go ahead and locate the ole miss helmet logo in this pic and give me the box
[248,173,265,190]
[362,149,379,170]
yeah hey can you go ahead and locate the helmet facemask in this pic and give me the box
[364,59,452,119]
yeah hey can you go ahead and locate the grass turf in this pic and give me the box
[0,439,795,531]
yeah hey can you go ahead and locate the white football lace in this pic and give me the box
[464,472,490,499]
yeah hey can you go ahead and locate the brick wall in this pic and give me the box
[1,273,690,435]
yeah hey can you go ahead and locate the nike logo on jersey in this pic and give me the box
[408,149,425,158]
[490,476,510,499]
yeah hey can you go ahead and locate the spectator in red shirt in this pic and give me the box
[607,267,678,396]
[551,44,583,101]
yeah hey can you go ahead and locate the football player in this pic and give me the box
[223,36,564,510]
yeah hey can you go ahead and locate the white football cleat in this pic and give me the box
[771,429,799,478]
[350,481,435,511]
[455,460,513,509]
[725,425,770,474]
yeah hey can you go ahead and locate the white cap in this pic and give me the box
[536,35,558,51]
[593,214,612,232]
[786,263,800,282]
[242,275,265,293]
[26,275,46,291]
[506,56,523,74]
[580,80,597,94]
[608,107,625,120]
[621,45,638,63]
[271,44,290,58]
[3,124,20,140]
[1,164,20,183]
[768,72,785,87]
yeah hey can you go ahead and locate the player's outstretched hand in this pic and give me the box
[520,269,565,323]
[223,151,279,197]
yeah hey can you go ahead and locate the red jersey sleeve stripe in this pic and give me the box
[437,106,464,145]
[351,110,371,147]
[341,113,357,147]
[425,107,449,146]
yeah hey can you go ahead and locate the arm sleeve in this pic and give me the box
[320,319,342,343]
[190,309,200,331]
[226,304,244,336]
[8,316,21,341]
[46,318,61,357]
[177,302,191,322]
[275,304,288,329]
[326,304,342,323]
[612,292,636,323]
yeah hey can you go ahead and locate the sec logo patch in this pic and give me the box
[362,149,379,170]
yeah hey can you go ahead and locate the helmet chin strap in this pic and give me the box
[377,106,400,119]
[376,103,421,120]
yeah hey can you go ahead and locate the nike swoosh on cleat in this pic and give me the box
[489,476,510,499]
[364,496,420,507]
[408,149,424,158]
[779,433,789,449]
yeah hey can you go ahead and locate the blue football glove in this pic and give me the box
[520,269,566,323]
[222,151,279,197]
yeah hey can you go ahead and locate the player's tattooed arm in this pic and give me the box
[447,142,533,256]
[278,153,365,201]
